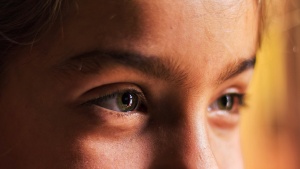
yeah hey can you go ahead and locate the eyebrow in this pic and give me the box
[58,50,188,83]
[216,57,256,84]
[58,50,255,85]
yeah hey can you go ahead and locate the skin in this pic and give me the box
[0,0,259,168]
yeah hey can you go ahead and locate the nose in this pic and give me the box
[149,110,219,169]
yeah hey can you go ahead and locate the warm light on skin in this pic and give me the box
[0,0,259,169]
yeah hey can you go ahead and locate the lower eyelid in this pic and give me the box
[207,93,243,129]
[84,102,137,116]
[79,105,149,138]
[207,110,240,129]
[79,104,144,127]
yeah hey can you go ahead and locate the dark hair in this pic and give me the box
[0,0,66,56]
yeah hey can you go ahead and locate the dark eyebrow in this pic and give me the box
[58,50,188,83]
[216,56,256,84]
[58,50,255,85]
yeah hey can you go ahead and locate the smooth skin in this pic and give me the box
[0,0,259,168]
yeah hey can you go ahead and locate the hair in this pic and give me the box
[0,0,67,66]
[1,1,65,45]
[0,0,71,77]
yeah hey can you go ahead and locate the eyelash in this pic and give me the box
[84,86,246,118]
[86,89,147,113]
[208,93,246,113]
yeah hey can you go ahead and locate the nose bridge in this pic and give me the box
[150,108,219,169]
[180,115,219,169]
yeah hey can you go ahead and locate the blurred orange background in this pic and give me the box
[241,0,299,168]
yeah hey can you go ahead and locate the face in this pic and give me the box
[0,0,259,168]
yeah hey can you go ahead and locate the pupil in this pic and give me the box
[118,92,138,112]
[122,92,133,106]
[221,96,228,106]
[220,95,233,110]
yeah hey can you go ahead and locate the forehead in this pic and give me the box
[35,0,258,83]
[56,0,258,54]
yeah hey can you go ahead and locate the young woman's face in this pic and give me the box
[0,0,259,168]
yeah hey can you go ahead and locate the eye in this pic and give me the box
[208,93,244,114]
[88,90,146,113]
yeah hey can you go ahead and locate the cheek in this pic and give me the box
[208,126,243,169]
[0,93,154,169]
[73,133,154,169]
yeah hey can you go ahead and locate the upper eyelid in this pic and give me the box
[86,89,147,106]
[79,82,143,98]
[208,93,245,107]
[209,87,243,104]
[94,90,144,102]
